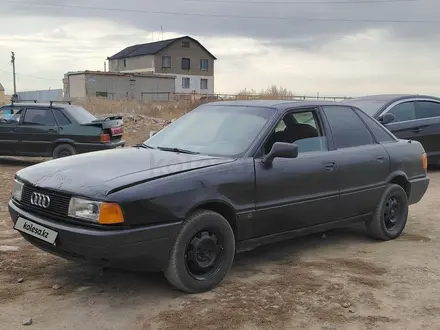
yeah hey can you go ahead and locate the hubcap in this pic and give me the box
[185,230,224,279]
[384,196,400,230]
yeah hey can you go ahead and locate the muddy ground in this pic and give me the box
[1,157,440,330]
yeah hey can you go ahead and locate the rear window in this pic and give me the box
[64,106,96,124]
[342,99,388,116]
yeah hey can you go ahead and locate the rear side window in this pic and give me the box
[416,101,440,119]
[53,110,71,125]
[23,108,55,126]
[322,106,375,149]
[354,108,396,143]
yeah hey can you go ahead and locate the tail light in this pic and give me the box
[422,152,427,170]
[100,133,110,143]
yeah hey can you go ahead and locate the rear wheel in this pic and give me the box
[164,210,235,293]
[52,144,76,159]
[366,184,408,240]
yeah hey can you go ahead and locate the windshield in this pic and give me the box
[64,106,97,124]
[144,105,275,157]
[342,99,388,116]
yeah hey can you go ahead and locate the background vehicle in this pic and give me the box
[342,94,440,166]
[0,100,125,159]
[9,100,429,293]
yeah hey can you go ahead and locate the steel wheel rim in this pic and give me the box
[384,196,400,230]
[184,229,225,280]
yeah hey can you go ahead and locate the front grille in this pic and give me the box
[21,185,71,218]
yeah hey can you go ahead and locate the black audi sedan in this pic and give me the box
[9,100,429,293]
[341,94,440,166]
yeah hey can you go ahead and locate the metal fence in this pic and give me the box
[139,92,351,103]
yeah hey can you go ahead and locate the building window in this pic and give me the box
[182,77,190,89]
[182,40,190,48]
[162,56,171,68]
[181,58,190,70]
[123,59,126,67]
[200,79,208,90]
[200,59,208,71]
[96,91,108,97]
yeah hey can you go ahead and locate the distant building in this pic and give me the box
[107,36,216,95]
[63,71,176,101]
[17,89,63,102]
[0,82,5,103]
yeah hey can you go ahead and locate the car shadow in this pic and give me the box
[43,224,371,298]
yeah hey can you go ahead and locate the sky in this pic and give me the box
[0,0,439,97]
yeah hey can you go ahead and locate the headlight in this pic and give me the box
[68,197,124,224]
[12,178,24,201]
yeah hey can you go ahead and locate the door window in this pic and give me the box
[53,110,71,125]
[322,106,375,149]
[416,101,440,119]
[23,108,56,126]
[387,102,416,123]
[264,109,328,155]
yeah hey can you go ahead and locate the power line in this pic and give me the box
[183,0,417,4]
[2,71,60,81]
[3,0,440,24]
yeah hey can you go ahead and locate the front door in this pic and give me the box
[16,107,59,156]
[252,108,340,240]
[0,107,23,156]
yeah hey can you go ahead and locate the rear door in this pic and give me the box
[16,107,59,156]
[322,105,391,219]
[412,100,440,164]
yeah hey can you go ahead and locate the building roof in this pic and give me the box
[107,36,217,60]
[0,82,4,92]
[64,70,176,79]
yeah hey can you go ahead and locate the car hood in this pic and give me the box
[16,147,235,198]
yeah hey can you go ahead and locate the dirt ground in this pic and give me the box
[1,158,440,330]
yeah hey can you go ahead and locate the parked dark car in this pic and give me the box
[9,100,429,293]
[0,100,125,159]
[341,94,440,166]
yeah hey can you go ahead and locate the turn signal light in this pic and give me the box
[98,202,124,224]
[100,133,110,143]
[422,152,427,170]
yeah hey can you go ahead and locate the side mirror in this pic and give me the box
[262,142,298,166]
[378,113,395,125]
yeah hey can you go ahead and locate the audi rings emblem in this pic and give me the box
[30,192,51,209]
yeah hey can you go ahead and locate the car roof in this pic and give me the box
[204,99,344,110]
[342,94,440,103]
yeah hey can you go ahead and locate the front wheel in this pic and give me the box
[52,144,76,159]
[366,184,409,240]
[164,210,235,293]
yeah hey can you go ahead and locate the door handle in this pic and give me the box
[376,156,384,163]
[48,129,57,133]
[325,162,336,171]
[9,128,17,132]
[412,128,422,133]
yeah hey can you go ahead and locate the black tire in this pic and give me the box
[164,209,235,293]
[52,144,76,159]
[366,184,409,241]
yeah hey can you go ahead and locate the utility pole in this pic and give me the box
[11,51,18,101]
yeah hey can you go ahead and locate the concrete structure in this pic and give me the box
[63,71,176,101]
[17,89,63,102]
[107,36,216,95]
[0,82,5,103]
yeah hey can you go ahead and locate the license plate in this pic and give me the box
[14,217,58,245]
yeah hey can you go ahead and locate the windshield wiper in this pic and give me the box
[134,143,155,149]
[157,146,200,154]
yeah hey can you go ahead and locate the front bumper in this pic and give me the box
[408,176,430,205]
[8,200,181,272]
